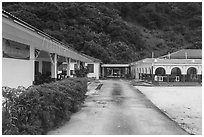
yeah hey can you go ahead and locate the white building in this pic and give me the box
[101,64,130,78]
[2,10,94,88]
[69,54,102,79]
[130,49,202,83]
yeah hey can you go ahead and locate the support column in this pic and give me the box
[66,58,70,77]
[102,67,104,78]
[30,47,35,84]
[51,53,57,79]
[125,67,127,75]
[198,75,202,83]
[39,61,43,73]
[183,75,186,82]
[152,74,155,82]
[167,75,169,83]
[136,72,139,79]
[77,60,80,69]
[81,62,85,68]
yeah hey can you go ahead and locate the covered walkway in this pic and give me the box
[2,10,92,87]
[101,64,130,78]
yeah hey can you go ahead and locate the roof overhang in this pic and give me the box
[101,64,130,67]
[2,10,92,63]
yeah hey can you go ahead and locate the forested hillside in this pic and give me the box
[2,2,202,63]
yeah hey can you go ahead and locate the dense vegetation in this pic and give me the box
[2,78,87,135]
[3,2,202,63]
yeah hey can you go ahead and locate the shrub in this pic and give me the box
[34,72,56,85]
[75,65,88,78]
[2,78,88,135]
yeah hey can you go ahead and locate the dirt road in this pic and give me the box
[47,79,188,135]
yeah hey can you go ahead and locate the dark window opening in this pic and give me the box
[35,61,39,75]
[42,61,51,76]
[87,64,94,73]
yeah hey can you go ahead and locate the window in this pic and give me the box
[87,64,94,73]
[3,38,30,60]
[42,61,51,75]
[70,70,74,75]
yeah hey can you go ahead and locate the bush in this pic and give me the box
[2,78,88,135]
[34,72,56,85]
[75,65,88,78]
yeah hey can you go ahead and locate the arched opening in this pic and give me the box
[171,67,181,76]
[155,67,166,82]
[155,67,166,75]
[170,67,182,82]
[187,67,198,82]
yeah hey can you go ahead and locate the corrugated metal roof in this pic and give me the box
[81,53,102,63]
[160,49,202,59]
[154,58,202,64]
[131,58,202,66]
[2,10,94,63]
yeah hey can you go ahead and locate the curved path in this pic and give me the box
[47,79,188,135]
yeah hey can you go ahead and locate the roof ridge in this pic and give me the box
[81,53,102,63]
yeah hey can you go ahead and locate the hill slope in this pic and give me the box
[2,2,202,63]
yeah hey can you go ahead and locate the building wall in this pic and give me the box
[153,64,202,75]
[130,63,152,79]
[2,58,34,88]
[69,62,100,79]
[2,41,35,88]
[86,63,100,79]
[131,58,202,82]
[70,62,76,71]
[2,13,98,88]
